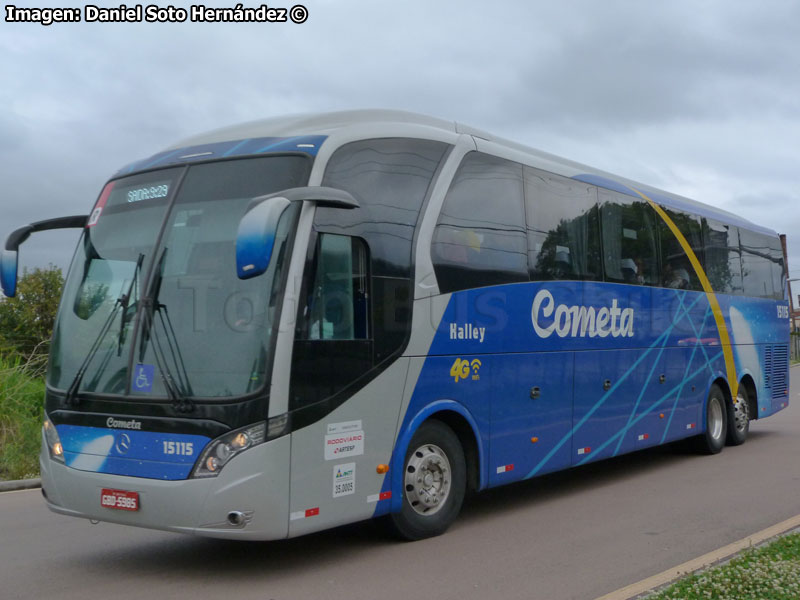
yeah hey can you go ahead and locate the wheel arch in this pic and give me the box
[702,370,758,424]
[389,400,485,513]
[738,372,759,420]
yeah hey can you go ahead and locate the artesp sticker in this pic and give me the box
[325,431,364,460]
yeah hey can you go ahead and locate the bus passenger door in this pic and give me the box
[489,352,573,485]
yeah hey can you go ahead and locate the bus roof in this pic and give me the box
[133,109,776,237]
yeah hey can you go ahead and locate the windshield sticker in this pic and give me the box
[87,182,115,227]
[87,206,103,227]
[132,364,155,393]
[333,462,356,498]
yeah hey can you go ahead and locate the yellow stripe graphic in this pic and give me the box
[630,187,738,399]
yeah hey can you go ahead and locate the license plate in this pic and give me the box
[101,488,139,511]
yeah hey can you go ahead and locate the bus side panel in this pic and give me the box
[551,287,720,468]
[728,295,791,417]
[385,282,789,506]
[642,348,700,446]
[569,284,655,464]
[286,359,410,538]
[651,287,729,434]
[560,316,716,469]
[489,352,573,485]
[572,349,646,464]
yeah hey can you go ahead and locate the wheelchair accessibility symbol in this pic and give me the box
[133,364,155,393]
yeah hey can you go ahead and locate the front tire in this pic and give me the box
[694,384,727,455]
[726,384,750,446]
[389,420,466,541]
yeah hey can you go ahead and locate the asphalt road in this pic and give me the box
[2,368,799,600]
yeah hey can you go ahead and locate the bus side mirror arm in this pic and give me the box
[236,187,358,280]
[2,215,88,297]
[276,186,359,209]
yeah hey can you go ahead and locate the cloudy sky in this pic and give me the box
[2,0,799,300]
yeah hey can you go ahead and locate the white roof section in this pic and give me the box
[165,109,463,149]
[161,109,770,235]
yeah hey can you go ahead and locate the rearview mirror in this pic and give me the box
[1,215,88,297]
[235,186,358,280]
[1,250,19,297]
[236,197,291,279]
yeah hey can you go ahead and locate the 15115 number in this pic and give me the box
[163,441,194,456]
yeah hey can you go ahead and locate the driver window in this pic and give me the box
[290,233,372,412]
[305,234,369,340]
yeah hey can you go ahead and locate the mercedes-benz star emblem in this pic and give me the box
[115,433,132,455]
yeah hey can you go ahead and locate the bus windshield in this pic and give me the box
[48,156,310,400]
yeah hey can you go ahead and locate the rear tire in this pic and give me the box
[388,420,466,541]
[693,384,727,455]
[726,384,750,446]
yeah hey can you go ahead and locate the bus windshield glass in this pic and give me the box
[48,156,310,399]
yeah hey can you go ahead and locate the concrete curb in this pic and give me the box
[0,478,41,493]
[596,514,800,600]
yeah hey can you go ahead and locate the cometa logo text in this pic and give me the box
[106,417,142,430]
[531,289,634,339]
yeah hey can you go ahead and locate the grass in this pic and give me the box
[0,355,45,480]
[647,533,800,599]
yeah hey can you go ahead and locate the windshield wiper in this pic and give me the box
[65,254,145,406]
[117,253,144,355]
[138,248,195,412]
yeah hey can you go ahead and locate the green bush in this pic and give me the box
[0,355,45,480]
[0,266,62,480]
[0,265,64,378]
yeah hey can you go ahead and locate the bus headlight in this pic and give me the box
[190,414,290,478]
[43,415,65,464]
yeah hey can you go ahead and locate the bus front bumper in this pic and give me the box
[39,435,291,541]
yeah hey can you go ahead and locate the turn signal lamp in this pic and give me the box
[376,464,389,474]
[231,432,250,450]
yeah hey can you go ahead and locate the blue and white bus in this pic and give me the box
[2,110,790,540]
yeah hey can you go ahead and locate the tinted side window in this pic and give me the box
[431,152,528,293]
[600,189,659,285]
[769,236,786,300]
[298,234,369,341]
[739,229,783,298]
[320,137,448,360]
[291,234,372,412]
[526,167,601,281]
[658,209,704,291]
[703,219,743,295]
